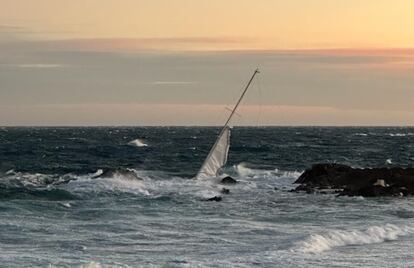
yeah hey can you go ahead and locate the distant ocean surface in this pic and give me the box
[1,127,414,267]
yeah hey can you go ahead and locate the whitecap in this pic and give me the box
[296,224,414,253]
[388,133,413,137]
[92,169,103,177]
[81,261,102,268]
[59,202,72,208]
[128,138,148,147]
[354,133,368,136]
[5,169,15,175]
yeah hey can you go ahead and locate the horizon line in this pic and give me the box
[2,125,414,128]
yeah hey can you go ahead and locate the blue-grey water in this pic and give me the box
[1,127,414,267]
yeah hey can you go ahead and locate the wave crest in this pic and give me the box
[128,138,148,147]
[296,224,414,253]
[388,133,413,137]
[235,163,301,180]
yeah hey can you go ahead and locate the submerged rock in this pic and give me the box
[221,188,230,194]
[205,196,222,202]
[220,176,238,185]
[294,163,414,197]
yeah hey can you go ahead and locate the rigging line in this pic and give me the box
[256,72,263,127]
[215,105,228,126]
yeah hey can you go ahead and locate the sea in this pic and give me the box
[1,127,414,268]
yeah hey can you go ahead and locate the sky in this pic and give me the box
[1,0,414,126]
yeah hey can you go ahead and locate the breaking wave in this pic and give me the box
[128,138,148,147]
[0,164,302,201]
[59,168,150,196]
[296,224,414,253]
[235,163,302,180]
[0,169,150,199]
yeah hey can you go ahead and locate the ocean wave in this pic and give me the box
[0,169,150,199]
[388,133,413,137]
[128,138,148,147]
[49,261,117,268]
[235,163,302,180]
[81,261,102,268]
[0,165,301,200]
[0,186,78,201]
[0,170,63,187]
[354,133,368,136]
[296,224,414,253]
[66,175,149,196]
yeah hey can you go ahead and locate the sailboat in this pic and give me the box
[196,69,260,180]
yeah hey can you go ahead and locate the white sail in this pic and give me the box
[196,127,231,179]
[196,69,259,180]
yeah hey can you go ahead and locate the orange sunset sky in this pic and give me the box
[1,0,414,125]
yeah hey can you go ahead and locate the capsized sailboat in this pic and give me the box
[196,69,260,180]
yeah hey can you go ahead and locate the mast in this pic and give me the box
[196,69,260,179]
[222,68,260,128]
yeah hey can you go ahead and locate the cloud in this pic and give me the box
[1,40,414,126]
[0,25,29,33]
[1,103,414,126]
[149,81,198,85]
[13,64,64,69]
[13,37,254,52]
[0,24,33,41]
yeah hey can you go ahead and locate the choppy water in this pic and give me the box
[1,127,414,267]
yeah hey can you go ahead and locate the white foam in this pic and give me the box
[92,169,103,177]
[128,138,148,147]
[140,172,220,199]
[59,202,72,208]
[5,169,15,175]
[388,133,413,137]
[297,224,414,253]
[69,176,150,196]
[65,169,150,196]
[81,261,102,268]
[3,171,57,187]
[235,163,255,177]
[354,133,368,136]
[235,163,301,180]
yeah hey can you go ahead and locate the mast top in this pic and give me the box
[222,68,260,128]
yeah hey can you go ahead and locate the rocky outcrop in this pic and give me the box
[220,176,238,185]
[293,163,414,197]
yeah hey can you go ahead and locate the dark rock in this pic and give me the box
[205,196,222,202]
[221,188,230,194]
[220,176,238,185]
[294,163,414,197]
